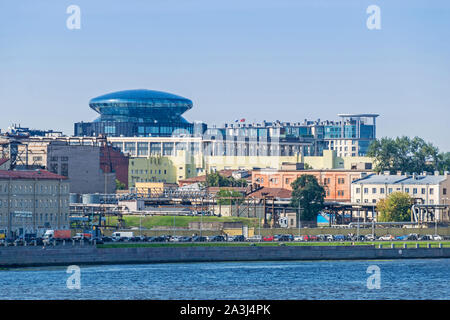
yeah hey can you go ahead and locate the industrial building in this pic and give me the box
[0,136,119,194]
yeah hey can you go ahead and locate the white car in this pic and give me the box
[432,235,443,241]
[378,235,394,241]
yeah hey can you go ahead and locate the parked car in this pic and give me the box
[418,235,433,241]
[364,234,376,241]
[432,235,443,241]
[178,236,192,242]
[379,234,394,241]
[233,235,246,242]
[170,236,182,242]
[192,236,207,242]
[333,234,346,241]
[209,235,226,242]
[276,234,292,242]
[407,233,419,241]
[263,236,274,242]
[246,235,262,242]
[226,235,235,242]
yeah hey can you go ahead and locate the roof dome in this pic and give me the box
[88,89,193,122]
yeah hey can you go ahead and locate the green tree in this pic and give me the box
[115,179,126,190]
[289,175,325,221]
[368,136,440,174]
[377,192,412,222]
[437,152,450,173]
[205,172,248,187]
[303,163,313,170]
[216,189,244,205]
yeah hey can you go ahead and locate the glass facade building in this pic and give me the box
[74,89,194,137]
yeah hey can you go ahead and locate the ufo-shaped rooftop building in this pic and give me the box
[74,89,194,137]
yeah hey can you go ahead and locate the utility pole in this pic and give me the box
[298,202,302,237]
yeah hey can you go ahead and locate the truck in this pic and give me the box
[111,231,134,241]
[43,229,72,244]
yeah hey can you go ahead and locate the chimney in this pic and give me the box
[422,171,428,176]
[383,171,390,176]
[396,171,402,176]
[412,173,417,180]
[434,171,440,176]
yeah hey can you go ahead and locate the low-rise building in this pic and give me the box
[0,169,70,238]
[252,167,372,202]
[351,172,450,221]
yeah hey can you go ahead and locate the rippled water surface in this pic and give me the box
[0,259,449,299]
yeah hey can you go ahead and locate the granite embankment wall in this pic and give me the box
[1,245,450,268]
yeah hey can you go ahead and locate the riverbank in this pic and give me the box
[1,244,449,268]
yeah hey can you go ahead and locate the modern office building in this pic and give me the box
[213,114,378,157]
[0,169,70,238]
[74,89,194,137]
[73,88,378,157]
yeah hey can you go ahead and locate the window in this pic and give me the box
[405,188,410,193]
[364,188,368,194]
[430,188,434,195]
[356,188,360,194]
[413,188,417,194]
[61,163,69,177]
[388,188,393,194]
[61,156,69,161]
[372,188,376,194]
[421,188,426,194]
[380,188,385,194]
[444,188,447,195]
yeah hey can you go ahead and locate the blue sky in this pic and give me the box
[1,0,449,150]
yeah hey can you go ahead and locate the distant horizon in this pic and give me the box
[1,0,449,151]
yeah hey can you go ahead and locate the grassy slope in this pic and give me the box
[118,215,259,229]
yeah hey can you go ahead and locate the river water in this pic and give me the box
[0,259,448,299]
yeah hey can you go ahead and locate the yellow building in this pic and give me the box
[128,148,374,186]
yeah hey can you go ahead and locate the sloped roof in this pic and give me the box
[0,169,68,180]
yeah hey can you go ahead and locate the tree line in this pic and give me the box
[367,136,450,174]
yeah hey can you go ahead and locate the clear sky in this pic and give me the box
[1,0,449,151]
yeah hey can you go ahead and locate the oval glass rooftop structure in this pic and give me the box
[89,89,193,122]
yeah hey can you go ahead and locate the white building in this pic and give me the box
[351,172,450,221]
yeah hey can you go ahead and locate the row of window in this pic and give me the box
[130,169,167,175]
[0,184,69,194]
[356,187,435,195]
[0,213,69,223]
[131,177,166,183]
[0,198,69,209]
[356,198,436,204]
